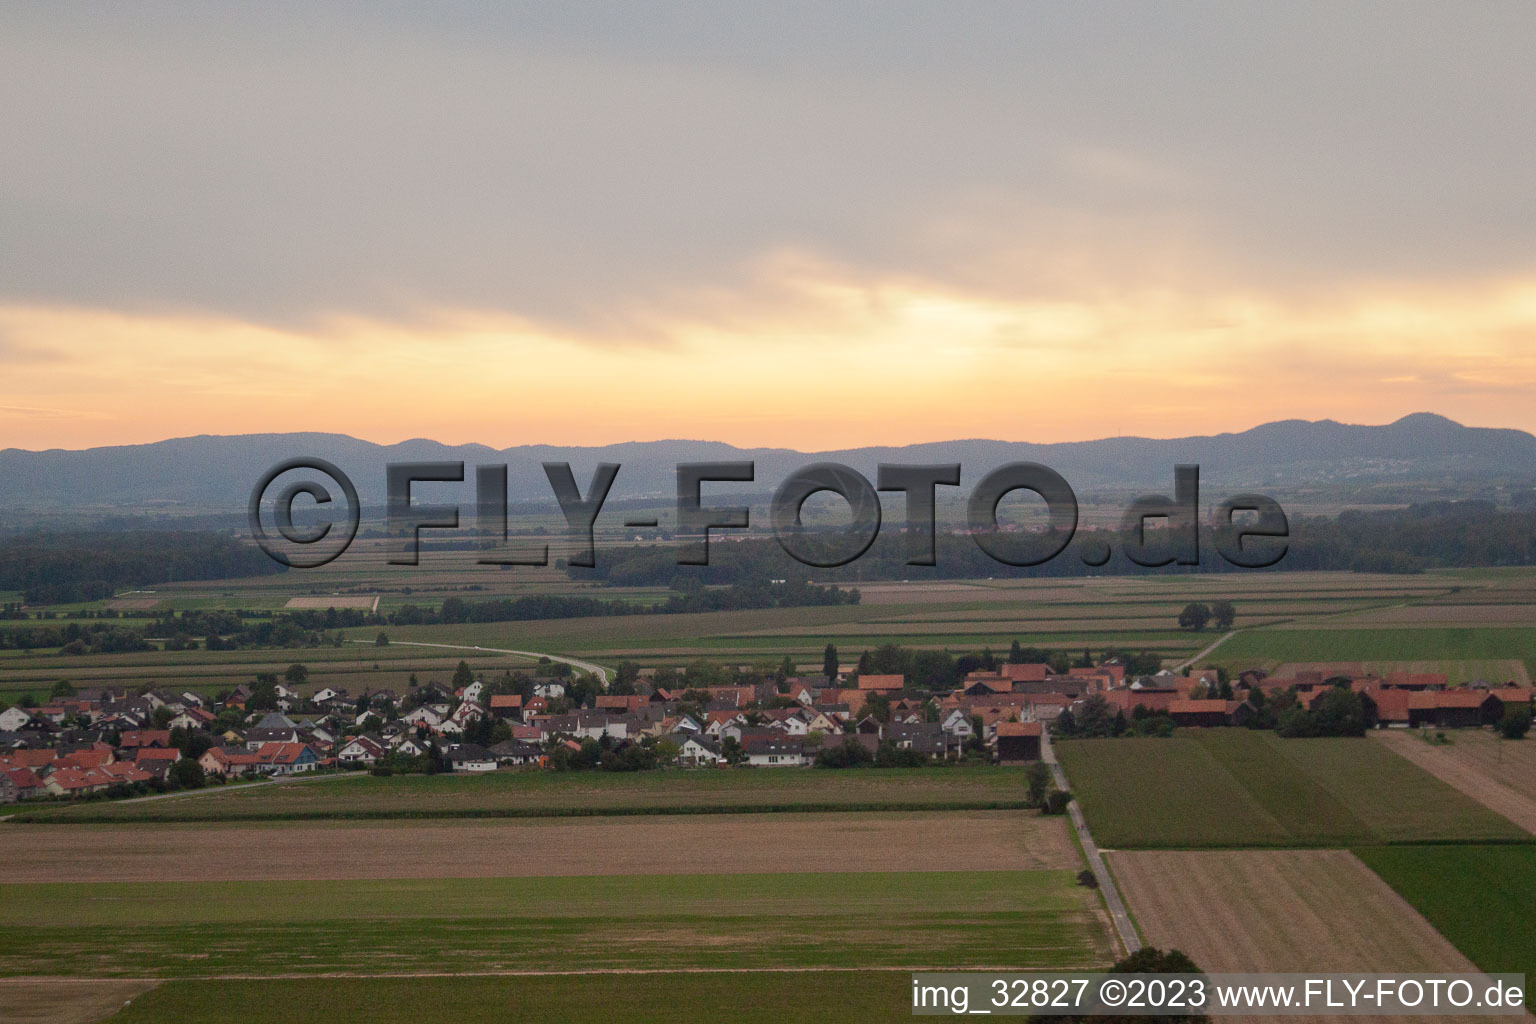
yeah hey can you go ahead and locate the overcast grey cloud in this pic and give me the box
[2,1,1534,332]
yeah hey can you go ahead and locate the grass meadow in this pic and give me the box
[1356,844,1536,982]
[105,973,918,1024]
[0,869,1115,978]
[13,765,1033,823]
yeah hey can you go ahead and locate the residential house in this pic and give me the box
[740,732,808,767]
[446,743,497,772]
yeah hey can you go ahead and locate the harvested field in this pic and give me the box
[3,811,1076,882]
[1373,730,1536,836]
[0,978,157,1024]
[283,595,379,610]
[102,598,160,612]
[1109,850,1480,1024]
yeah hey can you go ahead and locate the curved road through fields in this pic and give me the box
[351,640,609,686]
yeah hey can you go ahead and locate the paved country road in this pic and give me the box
[1042,729,1141,957]
[1173,629,1238,672]
[351,640,610,685]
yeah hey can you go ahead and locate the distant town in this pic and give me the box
[3,643,1531,804]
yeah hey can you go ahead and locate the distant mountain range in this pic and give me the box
[2,413,1534,513]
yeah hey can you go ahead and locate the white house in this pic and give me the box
[402,706,445,729]
[673,733,723,767]
[447,743,497,772]
[337,735,384,765]
[0,707,34,731]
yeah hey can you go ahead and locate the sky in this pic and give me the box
[3,2,1536,451]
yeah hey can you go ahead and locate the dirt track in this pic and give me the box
[4,811,1075,882]
[1374,730,1536,836]
[0,978,157,1024]
[1109,850,1480,1024]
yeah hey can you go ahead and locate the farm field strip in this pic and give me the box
[2,811,1078,878]
[16,766,1041,824]
[0,867,1116,979]
[1055,729,1527,849]
[1108,848,1481,1024]
[95,972,918,1024]
[1372,731,1536,836]
[1355,845,1536,983]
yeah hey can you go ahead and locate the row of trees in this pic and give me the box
[1177,601,1236,631]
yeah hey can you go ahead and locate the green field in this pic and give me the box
[1357,845,1536,982]
[15,765,1034,823]
[0,870,1113,978]
[1055,729,1528,848]
[1210,628,1536,678]
[106,973,915,1024]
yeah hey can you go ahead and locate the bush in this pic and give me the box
[1043,790,1073,815]
[1076,868,1099,888]
[1500,704,1532,740]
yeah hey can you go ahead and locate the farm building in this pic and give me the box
[995,721,1042,764]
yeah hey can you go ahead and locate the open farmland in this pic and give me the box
[15,766,1034,823]
[0,978,156,1024]
[1109,849,1480,1024]
[1055,729,1526,848]
[1372,730,1536,836]
[1271,659,1529,685]
[101,973,917,1024]
[0,865,1114,978]
[1208,627,1536,678]
[1355,844,1536,983]
[4,811,1077,880]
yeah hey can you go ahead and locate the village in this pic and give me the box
[2,652,1533,805]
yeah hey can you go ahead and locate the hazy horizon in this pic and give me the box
[1,410,1523,456]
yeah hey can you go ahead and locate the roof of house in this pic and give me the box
[255,742,313,764]
[1485,687,1535,704]
[1408,690,1490,710]
[856,674,905,691]
[489,694,524,709]
[995,721,1043,737]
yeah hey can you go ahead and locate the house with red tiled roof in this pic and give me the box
[854,674,905,692]
[1167,699,1239,727]
[256,742,318,774]
[1360,687,1411,727]
[3,767,44,801]
[1406,690,1492,728]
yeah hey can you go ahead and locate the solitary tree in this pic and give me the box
[1211,600,1237,629]
[822,643,839,680]
[284,663,309,686]
[1025,760,1052,806]
[1177,603,1212,630]
[1500,704,1532,740]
